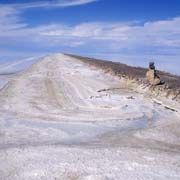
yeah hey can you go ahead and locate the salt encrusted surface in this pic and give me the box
[0,54,179,180]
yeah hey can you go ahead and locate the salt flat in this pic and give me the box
[0,54,180,180]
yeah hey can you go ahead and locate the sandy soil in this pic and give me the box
[0,54,180,180]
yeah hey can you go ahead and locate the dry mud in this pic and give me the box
[0,54,180,180]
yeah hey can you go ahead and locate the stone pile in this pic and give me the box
[146,62,161,85]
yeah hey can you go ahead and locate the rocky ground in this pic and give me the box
[0,54,180,180]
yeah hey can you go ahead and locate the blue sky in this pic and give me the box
[0,0,180,74]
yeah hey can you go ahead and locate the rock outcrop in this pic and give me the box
[146,62,161,85]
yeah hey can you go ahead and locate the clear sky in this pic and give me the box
[0,0,180,74]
